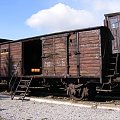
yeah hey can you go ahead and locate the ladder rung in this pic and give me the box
[105,75,114,77]
[20,80,31,82]
[16,90,26,93]
[115,73,119,75]
[110,63,115,64]
[96,89,112,92]
[29,86,46,89]
[109,69,114,71]
[18,85,27,88]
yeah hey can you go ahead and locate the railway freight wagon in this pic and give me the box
[39,12,120,100]
[1,26,116,100]
[41,26,114,99]
[1,12,120,100]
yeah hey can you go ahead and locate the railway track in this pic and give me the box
[28,88,120,108]
[1,87,120,109]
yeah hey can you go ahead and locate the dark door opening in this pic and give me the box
[22,39,42,75]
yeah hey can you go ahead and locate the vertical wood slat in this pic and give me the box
[10,42,22,76]
[0,44,9,77]
[79,30,101,77]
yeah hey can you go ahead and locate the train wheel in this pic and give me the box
[67,84,85,100]
[87,84,97,100]
[67,83,96,100]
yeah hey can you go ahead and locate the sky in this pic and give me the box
[0,0,120,40]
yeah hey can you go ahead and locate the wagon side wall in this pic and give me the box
[41,29,103,78]
[41,34,68,76]
[0,43,10,77]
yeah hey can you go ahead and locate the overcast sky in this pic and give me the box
[0,0,120,40]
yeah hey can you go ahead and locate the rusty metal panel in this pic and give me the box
[79,30,101,77]
[42,35,67,76]
[0,44,10,77]
[10,42,22,76]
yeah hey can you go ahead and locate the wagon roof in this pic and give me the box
[0,38,12,43]
[104,12,120,17]
[0,26,107,44]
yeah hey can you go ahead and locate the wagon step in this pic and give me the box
[16,90,26,93]
[11,77,32,101]
[20,79,31,82]
[105,53,119,81]
[18,85,28,88]
[15,90,31,93]
[105,75,114,77]
[96,88,112,92]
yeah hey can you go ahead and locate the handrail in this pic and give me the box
[102,36,108,59]
[114,53,119,75]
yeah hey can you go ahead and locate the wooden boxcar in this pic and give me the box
[0,24,120,99]
[1,12,120,100]
[1,26,117,99]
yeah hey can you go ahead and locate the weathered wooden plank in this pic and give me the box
[10,42,22,76]
[0,43,9,77]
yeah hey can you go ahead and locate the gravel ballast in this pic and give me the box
[0,94,120,120]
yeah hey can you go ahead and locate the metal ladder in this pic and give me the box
[102,53,119,90]
[11,77,32,101]
[108,53,119,77]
